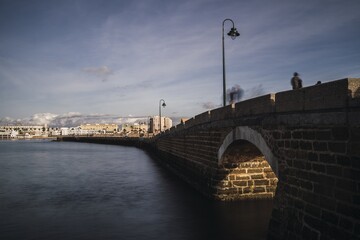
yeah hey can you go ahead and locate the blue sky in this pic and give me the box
[1,0,360,119]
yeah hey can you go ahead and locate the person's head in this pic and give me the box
[293,72,299,76]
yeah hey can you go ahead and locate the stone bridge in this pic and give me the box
[151,78,360,240]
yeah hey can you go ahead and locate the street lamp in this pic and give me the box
[222,18,240,107]
[159,99,166,133]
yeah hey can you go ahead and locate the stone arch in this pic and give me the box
[218,126,279,176]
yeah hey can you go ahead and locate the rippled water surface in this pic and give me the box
[0,140,273,240]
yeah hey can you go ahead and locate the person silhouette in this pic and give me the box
[291,72,303,90]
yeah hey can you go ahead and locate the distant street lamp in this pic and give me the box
[222,18,240,107]
[159,99,166,133]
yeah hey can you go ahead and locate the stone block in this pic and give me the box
[316,130,332,140]
[339,217,354,232]
[235,175,250,180]
[304,78,349,110]
[210,104,235,121]
[228,175,236,181]
[304,214,325,232]
[300,141,312,150]
[184,117,195,129]
[247,168,263,173]
[336,155,351,166]
[253,186,266,193]
[292,131,302,139]
[275,89,304,112]
[326,165,343,177]
[302,225,319,240]
[234,94,275,117]
[254,179,270,185]
[312,163,326,173]
[319,153,336,164]
[337,202,360,219]
[250,174,264,179]
[299,180,313,190]
[233,180,247,187]
[328,142,346,154]
[193,111,210,125]
[332,127,349,140]
[305,203,321,218]
[314,183,334,196]
[336,178,357,192]
[313,142,328,152]
[321,210,339,226]
[350,127,360,141]
[175,123,184,131]
[334,189,352,202]
[303,131,316,140]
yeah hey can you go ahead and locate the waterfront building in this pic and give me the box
[121,122,148,137]
[60,127,69,136]
[0,125,46,138]
[149,116,172,134]
[79,123,118,134]
[48,127,61,136]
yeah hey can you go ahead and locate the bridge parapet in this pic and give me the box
[167,78,359,135]
[276,78,359,112]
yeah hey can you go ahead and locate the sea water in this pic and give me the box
[0,140,273,240]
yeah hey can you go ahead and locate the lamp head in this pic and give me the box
[162,102,166,107]
[227,27,240,40]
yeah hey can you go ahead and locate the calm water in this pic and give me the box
[0,140,273,240]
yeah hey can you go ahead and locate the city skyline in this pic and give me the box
[0,112,181,128]
[1,0,360,119]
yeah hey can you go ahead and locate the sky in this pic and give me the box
[1,0,360,121]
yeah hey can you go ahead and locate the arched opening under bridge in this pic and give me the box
[215,126,279,201]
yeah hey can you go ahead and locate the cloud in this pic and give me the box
[83,66,113,82]
[201,102,219,110]
[245,84,265,99]
[0,112,149,127]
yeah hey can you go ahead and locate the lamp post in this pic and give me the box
[222,18,240,107]
[159,99,166,133]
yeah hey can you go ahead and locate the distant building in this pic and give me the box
[10,130,18,138]
[80,123,118,134]
[121,122,148,137]
[0,125,46,137]
[60,127,69,136]
[48,127,61,136]
[149,116,172,134]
